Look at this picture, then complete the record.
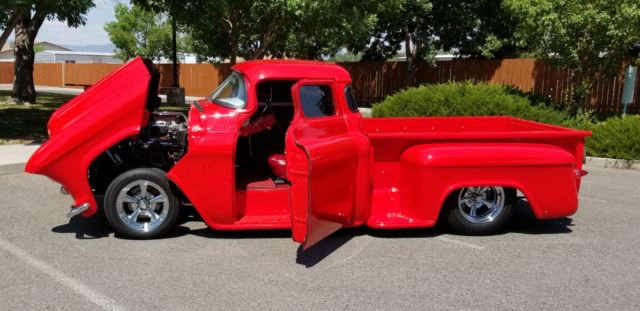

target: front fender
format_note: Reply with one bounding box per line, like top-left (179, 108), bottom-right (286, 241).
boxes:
top-left (25, 58), bottom-right (153, 216)
top-left (398, 143), bottom-right (579, 224)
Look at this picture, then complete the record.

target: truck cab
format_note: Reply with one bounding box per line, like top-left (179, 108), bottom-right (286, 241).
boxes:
top-left (169, 61), bottom-right (370, 248)
top-left (26, 58), bottom-right (591, 250)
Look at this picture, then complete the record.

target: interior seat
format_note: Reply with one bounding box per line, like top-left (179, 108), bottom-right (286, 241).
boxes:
top-left (268, 154), bottom-right (287, 179)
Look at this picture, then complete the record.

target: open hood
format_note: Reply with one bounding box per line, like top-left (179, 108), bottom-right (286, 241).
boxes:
top-left (25, 57), bottom-right (160, 217)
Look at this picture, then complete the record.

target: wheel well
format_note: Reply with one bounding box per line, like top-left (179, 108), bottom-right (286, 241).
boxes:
top-left (87, 136), bottom-right (184, 195)
top-left (88, 150), bottom-right (190, 208)
top-left (437, 186), bottom-right (521, 221)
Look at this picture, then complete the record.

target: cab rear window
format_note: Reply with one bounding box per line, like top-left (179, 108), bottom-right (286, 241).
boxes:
top-left (299, 85), bottom-right (335, 118)
top-left (344, 85), bottom-right (359, 113)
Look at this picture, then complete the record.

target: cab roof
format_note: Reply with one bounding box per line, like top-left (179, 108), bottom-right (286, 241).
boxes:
top-left (232, 60), bottom-right (352, 83)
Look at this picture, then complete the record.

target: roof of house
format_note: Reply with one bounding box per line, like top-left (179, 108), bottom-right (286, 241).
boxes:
top-left (0, 41), bottom-right (71, 53)
top-left (40, 50), bottom-right (115, 57)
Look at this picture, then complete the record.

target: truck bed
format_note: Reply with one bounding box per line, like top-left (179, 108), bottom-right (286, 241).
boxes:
top-left (362, 116), bottom-right (591, 166)
top-left (363, 116), bottom-right (589, 140)
top-left (362, 116), bottom-right (591, 229)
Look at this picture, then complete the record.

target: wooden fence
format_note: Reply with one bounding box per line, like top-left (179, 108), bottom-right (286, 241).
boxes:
top-left (341, 59), bottom-right (640, 116)
top-left (0, 59), bottom-right (638, 116)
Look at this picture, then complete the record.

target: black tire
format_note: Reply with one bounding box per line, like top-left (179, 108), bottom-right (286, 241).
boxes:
top-left (104, 168), bottom-right (179, 239)
top-left (446, 187), bottom-right (516, 235)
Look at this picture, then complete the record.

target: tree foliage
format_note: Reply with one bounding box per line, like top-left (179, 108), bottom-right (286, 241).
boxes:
top-left (281, 0), bottom-right (377, 60)
top-left (105, 4), bottom-right (176, 61)
top-left (0, 0), bottom-right (94, 103)
top-left (350, 0), bottom-right (518, 86)
top-left (504, 0), bottom-right (640, 114)
top-left (134, 0), bottom-right (377, 64)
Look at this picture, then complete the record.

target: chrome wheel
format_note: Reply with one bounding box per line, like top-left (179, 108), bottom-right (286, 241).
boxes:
top-left (115, 180), bottom-right (170, 233)
top-left (457, 186), bottom-right (505, 224)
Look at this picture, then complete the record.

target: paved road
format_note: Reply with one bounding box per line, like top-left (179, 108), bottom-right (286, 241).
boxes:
top-left (0, 164), bottom-right (639, 310)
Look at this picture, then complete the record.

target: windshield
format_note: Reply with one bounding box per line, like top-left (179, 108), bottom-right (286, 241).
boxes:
top-left (208, 72), bottom-right (247, 108)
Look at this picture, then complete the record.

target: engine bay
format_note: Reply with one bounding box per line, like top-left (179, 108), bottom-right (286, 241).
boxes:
top-left (88, 111), bottom-right (188, 194)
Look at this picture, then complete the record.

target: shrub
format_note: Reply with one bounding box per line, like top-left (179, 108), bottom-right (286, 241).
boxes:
top-left (586, 116), bottom-right (640, 161)
top-left (371, 82), bottom-right (572, 125)
top-left (371, 82), bottom-right (640, 161)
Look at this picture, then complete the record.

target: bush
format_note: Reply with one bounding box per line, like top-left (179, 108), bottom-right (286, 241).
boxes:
top-left (586, 116), bottom-right (640, 161)
top-left (372, 82), bottom-right (573, 126)
top-left (371, 82), bottom-right (640, 161)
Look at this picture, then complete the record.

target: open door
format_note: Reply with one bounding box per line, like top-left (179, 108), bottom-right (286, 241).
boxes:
top-left (286, 80), bottom-right (359, 249)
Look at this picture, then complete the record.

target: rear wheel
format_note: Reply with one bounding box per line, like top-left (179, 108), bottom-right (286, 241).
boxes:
top-left (104, 168), bottom-right (179, 239)
top-left (446, 186), bottom-right (516, 235)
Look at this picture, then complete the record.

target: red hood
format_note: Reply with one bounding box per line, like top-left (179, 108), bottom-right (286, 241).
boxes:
top-left (25, 57), bottom-right (157, 216)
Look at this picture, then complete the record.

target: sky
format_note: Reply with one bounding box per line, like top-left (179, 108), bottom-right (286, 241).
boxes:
top-left (9, 0), bottom-right (120, 46)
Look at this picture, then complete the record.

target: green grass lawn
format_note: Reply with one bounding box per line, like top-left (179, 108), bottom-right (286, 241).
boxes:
top-left (0, 90), bottom-right (189, 145)
top-left (0, 91), bottom-right (75, 144)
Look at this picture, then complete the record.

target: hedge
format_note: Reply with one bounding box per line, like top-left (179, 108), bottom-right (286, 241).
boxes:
top-left (585, 116), bottom-right (640, 161)
top-left (371, 82), bottom-right (573, 125)
top-left (371, 82), bottom-right (640, 161)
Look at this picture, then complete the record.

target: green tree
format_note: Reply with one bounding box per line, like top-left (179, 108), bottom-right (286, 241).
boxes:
top-left (134, 0), bottom-right (378, 63)
top-left (279, 1), bottom-right (378, 60)
top-left (505, 0), bottom-right (640, 114)
top-left (188, 0), bottom-right (297, 64)
top-left (351, 0), bottom-right (516, 87)
top-left (135, 0), bottom-right (296, 64)
top-left (0, 0), bottom-right (94, 104)
top-left (105, 4), bottom-right (175, 61)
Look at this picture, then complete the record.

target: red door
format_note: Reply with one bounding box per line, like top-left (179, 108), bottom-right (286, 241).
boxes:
top-left (286, 80), bottom-right (359, 249)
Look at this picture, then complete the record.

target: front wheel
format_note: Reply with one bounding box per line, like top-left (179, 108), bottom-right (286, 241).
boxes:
top-left (104, 168), bottom-right (179, 239)
top-left (446, 186), bottom-right (516, 235)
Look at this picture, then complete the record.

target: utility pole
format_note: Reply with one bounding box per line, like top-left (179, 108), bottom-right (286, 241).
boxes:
top-left (163, 1), bottom-right (185, 106)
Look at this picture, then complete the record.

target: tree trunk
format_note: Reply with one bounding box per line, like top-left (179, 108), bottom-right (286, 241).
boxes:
top-left (229, 41), bottom-right (238, 65)
top-left (227, 15), bottom-right (238, 65)
top-left (404, 26), bottom-right (414, 88)
top-left (568, 72), bottom-right (592, 116)
top-left (250, 20), bottom-right (279, 60)
top-left (11, 11), bottom-right (45, 104)
top-left (0, 13), bottom-right (17, 51)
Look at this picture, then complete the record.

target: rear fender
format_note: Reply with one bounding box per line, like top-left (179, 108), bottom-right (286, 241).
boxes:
top-left (398, 143), bottom-right (579, 224)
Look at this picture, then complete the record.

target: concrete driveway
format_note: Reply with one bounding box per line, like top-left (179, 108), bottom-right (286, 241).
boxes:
top-left (0, 164), bottom-right (638, 310)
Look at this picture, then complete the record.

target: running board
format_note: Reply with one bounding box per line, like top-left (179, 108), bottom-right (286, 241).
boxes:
top-left (67, 203), bottom-right (90, 218)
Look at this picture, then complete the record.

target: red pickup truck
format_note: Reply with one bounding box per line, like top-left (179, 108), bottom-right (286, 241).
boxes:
top-left (26, 58), bottom-right (591, 249)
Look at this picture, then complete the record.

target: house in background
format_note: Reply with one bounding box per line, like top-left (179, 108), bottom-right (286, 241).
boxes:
top-left (0, 41), bottom-right (122, 64)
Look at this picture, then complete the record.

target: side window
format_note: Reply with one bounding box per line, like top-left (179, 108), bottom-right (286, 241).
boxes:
top-left (299, 85), bottom-right (335, 118)
top-left (344, 85), bottom-right (358, 113)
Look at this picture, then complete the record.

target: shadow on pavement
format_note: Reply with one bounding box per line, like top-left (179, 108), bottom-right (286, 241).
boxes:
top-left (502, 199), bottom-right (574, 235)
top-left (296, 231), bottom-right (355, 268)
top-left (51, 211), bottom-right (113, 239)
top-left (50, 199), bottom-right (573, 264)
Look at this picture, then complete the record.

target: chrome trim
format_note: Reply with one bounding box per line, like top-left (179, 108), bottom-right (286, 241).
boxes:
top-left (458, 186), bottom-right (505, 224)
top-left (115, 180), bottom-right (170, 233)
top-left (67, 203), bottom-right (90, 218)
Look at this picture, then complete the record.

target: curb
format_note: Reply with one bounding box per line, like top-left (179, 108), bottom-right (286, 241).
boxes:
top-left (0, 163), bottom-right (26, 176)
top-left (0, 144), bottom-right (40, 176)
top-left (585, 156), bottom-right (639, 170)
